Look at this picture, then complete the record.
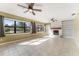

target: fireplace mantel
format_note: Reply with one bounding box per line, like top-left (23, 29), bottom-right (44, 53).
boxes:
top-left (51, 27), bottom-right (61, 29)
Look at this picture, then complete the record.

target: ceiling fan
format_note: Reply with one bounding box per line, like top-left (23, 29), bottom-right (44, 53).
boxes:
top-left (72, 13), bottom-right (76, 16)
top-left (17, 3), bottom-right (42, 15)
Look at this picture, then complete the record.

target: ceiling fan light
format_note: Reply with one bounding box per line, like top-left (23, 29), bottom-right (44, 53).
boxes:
top-left (29, 9), bottom-right (32, 12)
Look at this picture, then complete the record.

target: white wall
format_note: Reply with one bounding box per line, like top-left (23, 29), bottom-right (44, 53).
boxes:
top-left (45, 24), bottom-right (53, 36)
top-left (74, 14), bottom-right (79, 48)
top-left (50, 21), bottom-right (62, 28)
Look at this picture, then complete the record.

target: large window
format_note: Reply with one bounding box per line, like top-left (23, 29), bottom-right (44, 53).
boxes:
top-left (25, 22), bottom-right (32, 33)
top-left (36, 24), bottom-right (44, 32)
top-left (4, 18), bottom-right (14, 34)
top-left (4, 18), bottom-right (43, 34)
top-left (16, 21), bottom-right (24, 33)
top-left (4, 18), bottom-right (32, 34)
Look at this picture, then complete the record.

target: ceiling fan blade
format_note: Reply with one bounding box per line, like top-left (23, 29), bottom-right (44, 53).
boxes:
top-left (34, 3), bottom-right (42, 6)
top-left (25, 3), bottom-right (30, 5)
top-left (33, 9), bottom-right (42, 12)
top-left (17, 4), bottom-right (28, 8)
top-left (32, 11), bottom-right (35, 15)
top-left (24, 10), bottom-right (29, 13)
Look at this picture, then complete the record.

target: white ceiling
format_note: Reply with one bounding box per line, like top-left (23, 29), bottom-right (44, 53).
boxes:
top-left (0, 3), bottom-right (79, 23)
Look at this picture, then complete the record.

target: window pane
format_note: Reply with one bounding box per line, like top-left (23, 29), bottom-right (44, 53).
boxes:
top-left (4, 18), bottom-right (14, 34)
top-left (25, 22), bottom-right (32, 33)
top-left (16, 21), bottom-right (24, 33)
top-left (37, 25), bottom-right (44, 32)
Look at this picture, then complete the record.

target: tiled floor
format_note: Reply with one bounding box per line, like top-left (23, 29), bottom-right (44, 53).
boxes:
top-left (0, 35), bottom-right (79, 56)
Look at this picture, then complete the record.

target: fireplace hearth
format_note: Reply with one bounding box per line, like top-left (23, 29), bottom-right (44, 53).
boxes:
top-left (53, 30), bottom-right (59, 35)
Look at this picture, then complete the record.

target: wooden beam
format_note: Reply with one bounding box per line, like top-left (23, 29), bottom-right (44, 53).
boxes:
top-left (0, 15), bottom-right (5, 37)
top-left (31, 22), bottom-right (36, 34)
top-left (14, 21), bottom-right (16, 33)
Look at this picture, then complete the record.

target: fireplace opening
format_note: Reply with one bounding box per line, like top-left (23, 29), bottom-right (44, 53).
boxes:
top-left (53, 30), bottom-right (59, 35)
